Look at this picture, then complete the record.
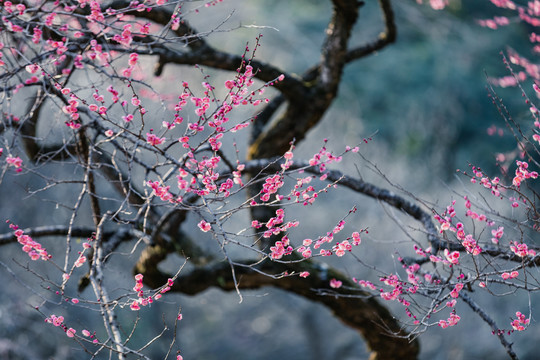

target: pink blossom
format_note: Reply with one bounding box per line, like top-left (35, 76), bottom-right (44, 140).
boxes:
top-left (270, 241), bottom-right (291, 259)
top-left (510, 241), bottom-right (532, 257)
top-left (429, 0), bottom-right (448, 10)
top-left (74, 255), bottom-right (86, 267)
top-left (197, 220), bottom-right (211, 232)
top-left (511, 311), bottom-right (530, 331)
top-left (146, 133), bottom-right (165, 146)
top-left (299, 271), bottom-right (310, 278)
top-left (450, 283), bottom-right (464, 298)
top-left (447, 313), bottom-right (460, 326)
top-left (438, 320), bottom-right (448, 328)
top-left (6, 156), bottom-right (23, 169)
top-left (330, 278), bottom-right (342, 289)
top-left (130, 300), bottom-right (140, 311)
top-left (333, 240), bottom-right (352, 257)
top-left (351, 231), bottom-right (361, 245)
top-left (25, 64), bottom-right (39, 74)
top-left (48, 315), bottom-right (64, 327)
top-left (444, 249), bottom-right (460, 264)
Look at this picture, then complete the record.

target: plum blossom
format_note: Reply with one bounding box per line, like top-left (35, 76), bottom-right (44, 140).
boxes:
top-left (444, 249), bottom-right (460, 265)
top-left (449, 283), bottom-right (464, 298)
top-left (197, 220), bottom-right (211, 232)
top-left (511, 311), bottom-right (530, 331)
top-left (147, 133), bottom-right (165, 146)
top-left (6, 156), bottom-right (23, 172)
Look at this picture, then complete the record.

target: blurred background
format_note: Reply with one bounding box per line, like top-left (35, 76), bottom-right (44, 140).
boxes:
top-left (1, 0), bottom-right (539, 359)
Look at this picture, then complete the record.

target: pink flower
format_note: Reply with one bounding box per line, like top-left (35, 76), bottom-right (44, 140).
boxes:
top-left (66, 328), bottom-right (76, 337)
top-left (74, 255), bottom-right (86, 267)
top-left (270, 241), bottom-right (287, 259)
top-left (49, 315), bottom-right (64, 327)
top-left (428, 0), bottom-right (448, 10)
top-left (299, 271), bottom-right (310, 278)
top-left (450, 283), bottom-right (464, 298)
top-left (25, 64), bottom-right (39, 74)
top-left (197, 220), bottom-right (211, 232)
top-left (447, 313), bottom-right (460, 326)
top-left (330, 278), bottom-right (342, 289)
top-left (444, 249), bottom-right (460, 264)
top-left (301, 248), bottom-right (312, 258)
top-left (130, 300), bottom-right (140, 311)
top-left (6, 156), bottom-right (22, 168)
top-left (351, 231), bottom-right (361, 245)
top-left (439, 320), bottom-right (448, 328)
top-left (511, 311), bottom-right (530, 331)
top-left (146, 133), bottom-right (165, 146)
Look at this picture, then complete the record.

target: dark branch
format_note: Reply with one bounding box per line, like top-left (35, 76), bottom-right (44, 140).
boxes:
top-left (136, 256), bottom-right (419, 360)
top-left (346, 0), bottom-right (397, 62)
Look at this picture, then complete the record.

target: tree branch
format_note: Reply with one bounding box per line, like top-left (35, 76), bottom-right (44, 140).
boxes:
top-left (460, 292), bottom-right (519, 360)
top-left (136, 257), bottom-right (419, 360)
top-left (346, 0), bottom-right (397, 62)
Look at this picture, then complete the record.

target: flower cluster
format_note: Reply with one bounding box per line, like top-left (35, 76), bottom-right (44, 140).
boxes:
top-left (130, 274), bottom-right (175, 311)
top-left (269, 238), bottom-right (293, 260)
top-left (438, 312), bottom-right (461, 328)
top-left (10, 223), bottom-right (50, 261)
top-left (509, 241), bottom-right (536, 257)
top-left (6, 156), bottom-right (23, 172)
top-left (512, 161), bottom-right (538, 188)
top-left (511, 311), bottom-right (530, 331)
